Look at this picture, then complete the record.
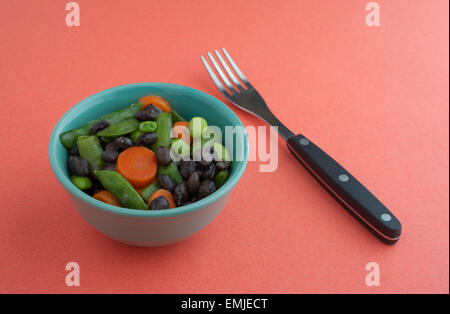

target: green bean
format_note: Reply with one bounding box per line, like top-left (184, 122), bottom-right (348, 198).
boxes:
top-left (213, 170), bottom-right (229, 189)
top-left (157, 162), bottom-right (183, 184)
top-left (60, 103), bottom-right (142, 148)
top-left (139, 121), bottom-right (157, 133)
top-left (96, 118), bottom-right (139, 137)
top-left (94, 170), bottom-right (148, 210)
top-left (77, 135), bottom-right (104, 170)
top-left (141, 181), bottom-right (159, 203)
top-left (151, 113), bottom-right (173, 151)
top-left (169, 109), bottom-right (186, 123)
top-left (70, 175), bottom-right (93, 190)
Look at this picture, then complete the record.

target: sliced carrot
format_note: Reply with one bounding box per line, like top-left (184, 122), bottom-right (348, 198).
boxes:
top-left (171, 121), bottom-right (191, 144)
top-left (93, 190), bottom-right (121, 206)
top-left (116, 146), bottom-right (157, 188)
top-left (138, 95), bottom-right (171, 113)
top-left (147, 189), bottom-right (176, 208)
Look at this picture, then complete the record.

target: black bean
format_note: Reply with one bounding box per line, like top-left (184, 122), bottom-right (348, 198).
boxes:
top-left (157, 174), bottom-right (175, 192)
top-left (68, 144), bottom-right (79, 156)
top-left (116, 137), bottom-right (133, 151)
top-left (105, 141), bottom-right (120, 152)
top-left (102, 163), bottom-right (116, 170)
top-left (197, 158), bottom-right (212, 167)
top-left (144, 103), bottom-right (162, 113)
top-left (135, 105), bottom-right (161, 121)
top-left (195, 145), bottom-right (215, 166)
top-left (136, 132), bottom-right (157, 147)
top-left (67, 155), bottom-right (90, 176)
top-left (216, 160), bottom-right (230, 170)
top-left (194, 150), bottom-right (213, 166)
top-left (200, 163), bottom-right (216, 180)
top-left (179, 160), bottom-right (196, 180)
top-left (186, 172), bottom-right (200, 194)
top-left (90, 119), bottom-right (110, 134)
top-left (144, 104), bottom-right (162, 117)
top-left (189, 195), bottom-right (198, 202)
top-left (101, 150), bottom-right (119, 163)
top-left (173, 182), bottom-right (189, 206)
top-left (149, 196), bottom-right (170, 210)
top-left (156, 146), bottom-right (172, 166)
top-left (197, 180), bottom-right (216, 199)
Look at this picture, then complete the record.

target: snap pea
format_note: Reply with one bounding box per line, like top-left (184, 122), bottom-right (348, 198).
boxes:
top-left (60, 103), bottom-right (142, 148)
top-left (141, 181), bottom-right (159, 203)
top-left (94, 170), bottom-right (148, 210)
top-left (77, 135), bottom-right (104, 170)
top-left (130, 130), bottom-right (144, 143)
top-left (139, 121), bottom-right (157, 133)
top-left (157, 162), bottom-right (183, 184)
top-left (169, 109), bottom-right (186, 123)
top-left (214, 169), bottom-right (229, 189)
top-left (96, 118), bottom-right (139, 137)
top-left (70, 175), bottom-right (93, 190)
top-left (151, 112), bottom-right (173, 151)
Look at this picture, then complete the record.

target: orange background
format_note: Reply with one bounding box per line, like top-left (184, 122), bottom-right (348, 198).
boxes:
top-left (0, 0), bottom-right (448, 293)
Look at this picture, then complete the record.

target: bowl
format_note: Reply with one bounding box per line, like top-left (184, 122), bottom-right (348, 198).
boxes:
top-left (48, 83), bottom-right (249, 246)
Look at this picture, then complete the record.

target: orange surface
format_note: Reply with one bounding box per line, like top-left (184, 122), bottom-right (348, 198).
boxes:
top-left (0, 0), bottom-right (448, 293)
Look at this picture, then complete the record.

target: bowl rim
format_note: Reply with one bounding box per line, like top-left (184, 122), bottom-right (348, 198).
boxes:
top-left (48, 82), bottom-right (249, 218)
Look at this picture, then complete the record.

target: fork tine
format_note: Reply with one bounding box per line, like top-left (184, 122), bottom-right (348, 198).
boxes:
top-left (207, 52), bottom-right (236, 93)
top-left (222, 48), bottom-right (249, 84)
top-left (201, 55), bottom-right (228, 95)
top-left (214, 49), bottom-right (243, 90)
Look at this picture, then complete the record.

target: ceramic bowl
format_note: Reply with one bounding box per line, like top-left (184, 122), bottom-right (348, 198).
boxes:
top-left (48, 83), bottom-right (248, 246)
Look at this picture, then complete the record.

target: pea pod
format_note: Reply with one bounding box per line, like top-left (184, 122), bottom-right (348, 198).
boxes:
top-left (151, 112), bottom-right (173, 151)
top-left (141, 181), bottom-right (159, 203)
top-left (157, 162), bottom-right (183, 184)
top-left (94, 170), bottom-right (148, 210)
top-left (60, 103), bottom-right (142, 148)
top-left (169, 109), bottom-right (186, 123)
top-left (214, 169), bottom-right (229, 189)
top-left (97, 118), bottom-right (139, 137)
top-left (77, 135), bottom-right (104, 170)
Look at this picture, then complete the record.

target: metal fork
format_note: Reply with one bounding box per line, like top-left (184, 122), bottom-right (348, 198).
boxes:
top-left (201, 48), bottom-right (402, 245)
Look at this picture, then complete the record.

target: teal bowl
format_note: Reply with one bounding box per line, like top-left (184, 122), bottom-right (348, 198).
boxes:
top-left (48, 83), bottom-right (249, 246)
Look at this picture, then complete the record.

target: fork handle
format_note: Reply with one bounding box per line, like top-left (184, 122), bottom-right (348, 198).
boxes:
top-left (287, 134), bottom-right (402, 245)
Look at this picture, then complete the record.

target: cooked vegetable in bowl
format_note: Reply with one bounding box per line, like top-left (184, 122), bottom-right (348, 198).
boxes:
top-left (60, 95), bottom-right (231, 211)
top-left (49, 83), bottom-right (248, 246)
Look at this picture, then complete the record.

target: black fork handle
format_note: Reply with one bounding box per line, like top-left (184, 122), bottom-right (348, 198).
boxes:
top-left (287, 134), bottom-right (402, 245)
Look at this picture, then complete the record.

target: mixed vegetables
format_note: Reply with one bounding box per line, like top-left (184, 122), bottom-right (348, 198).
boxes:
top-left (60, 95), bottom-right (231, 210)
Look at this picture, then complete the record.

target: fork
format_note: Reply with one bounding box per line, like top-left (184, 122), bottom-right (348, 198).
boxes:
top-left (201, 48), bottom-right (402, 245)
